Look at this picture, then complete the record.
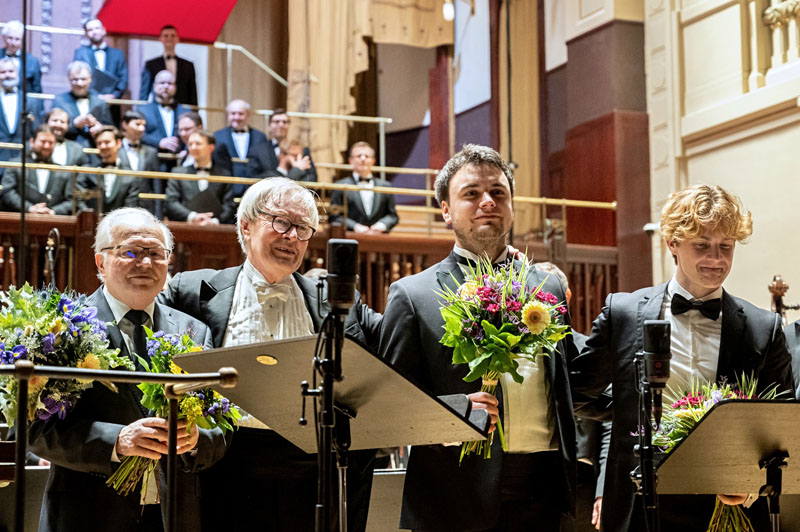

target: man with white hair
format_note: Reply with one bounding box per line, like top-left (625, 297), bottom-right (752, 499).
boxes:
top-left (0, 19), bottom-right (41, 93)
top-left (29, 207), bottom-right (227, 532)
top-left (160, 177), bottom-right (381, 531)
top-left (0, 57), bottom-right (43, 170)
top-left (51, 60), bottom-right (113, 147)
top-left (213, 98), bottom-right (274, 197)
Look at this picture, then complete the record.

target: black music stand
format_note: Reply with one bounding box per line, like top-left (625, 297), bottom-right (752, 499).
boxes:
top-left (657, 400), bottom-right (800, 532)
top-left (174, 335), bottom-right (490, 452)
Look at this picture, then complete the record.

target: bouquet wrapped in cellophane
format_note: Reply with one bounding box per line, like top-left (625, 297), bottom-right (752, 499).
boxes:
top-left (0, 283), bottom-right (133, 426)
top-left (437, 256), bottom-right (570, 461)
top-left (106, 328), bottom-right (241, 497)
top-left (652, 374), bottom-right (784, 532)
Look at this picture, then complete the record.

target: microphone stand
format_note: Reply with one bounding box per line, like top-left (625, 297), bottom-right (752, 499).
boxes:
top-left (44, 228), bottom-right (60, 286)
top-left (18, 3), bottom-right (29, 287)
top-left (633, 351), bottom-right (660, 532)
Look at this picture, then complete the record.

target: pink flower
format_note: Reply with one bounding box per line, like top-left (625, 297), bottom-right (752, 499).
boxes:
top-left (486, 303), bottom-right (500, 313)
top-left (556, 305), bottom-right (567, 315)
top-left (506, 300), bottom-right (522, 312)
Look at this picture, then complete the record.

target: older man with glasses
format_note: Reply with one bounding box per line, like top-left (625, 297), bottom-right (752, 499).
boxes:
top-left (28, 207), bottom-right (227, 532)
top-left (159, 176), bottom-right (381, 531)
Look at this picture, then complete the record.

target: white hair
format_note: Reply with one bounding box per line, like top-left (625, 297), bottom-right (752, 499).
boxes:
top-left (66, 60), bottom-right (91, 77)
top-left (94, 207), bottom-right (174, 253)
top-left (236, 177), bottom-right (318, 254)
top-left (0, 57), bottom-right (16, 70)
top-left (2, 20), bottom-right (23, 37)
top-left (226, 99), bottom-right (251, 112)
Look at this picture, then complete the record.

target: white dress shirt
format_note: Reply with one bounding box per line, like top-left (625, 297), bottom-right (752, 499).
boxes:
top-left (75, 97), bottom-right (90, 117)
top-left (122, 139), bottom-right (140, 171)
top-left (158, 105), bottom-right (174, 137)
top-left (231, 130), bottom-right (249, 160)
top-left (102, 163), bottom-right (117, 199)
top-left (51, 142), bottom-right (67, 166)
top-left (355, 173), bottom-right (375, 216)
top-left (93, 44), bottom-right (107, 71)
top-left (1, 89), bottom-right (18, 133)
top-left (662, 277), bottom-right (723, 394)
top-left (452, 245), bottom-right (556, 453)
top-left (35, 168), bottom-right (49, 194)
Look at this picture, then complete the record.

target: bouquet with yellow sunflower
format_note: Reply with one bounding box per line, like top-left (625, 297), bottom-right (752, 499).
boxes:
top-left (0, 283), bottom-right (133, 427)
top-left (106, 328), bottom-right (240, 497)
top-left (438, 257), bottom-right (570, 460)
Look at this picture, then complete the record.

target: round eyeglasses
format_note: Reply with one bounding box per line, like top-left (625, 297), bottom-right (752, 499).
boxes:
top-left (258, 210), bottom-right (317, 241)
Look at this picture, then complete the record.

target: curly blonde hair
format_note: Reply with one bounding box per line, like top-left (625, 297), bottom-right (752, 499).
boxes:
top-left (660, 184), bottom-right (752, 244)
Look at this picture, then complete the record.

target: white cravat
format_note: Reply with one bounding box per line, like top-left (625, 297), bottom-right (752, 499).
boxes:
top-left (662, 277), bottom-right (723, 394)
top-left (75, 97), bottom-right (90, 117)
top-left (158, 105), bottom-right (174, 137)
top-left (52, 142), bottom-right (67, 165)
top-left (1, 90), bottom-right (18, 133)
top-left (355, 173), bottom-right (374, 216)
top-left (231, 130), bottom-right (249, 160)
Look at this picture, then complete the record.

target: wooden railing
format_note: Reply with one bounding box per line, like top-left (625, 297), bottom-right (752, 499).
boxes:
top-left (0, 213), bottom-right (616, 333)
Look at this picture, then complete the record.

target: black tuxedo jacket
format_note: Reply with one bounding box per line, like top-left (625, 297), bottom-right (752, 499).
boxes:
top-left (570, 283), bottom-right (794, 532)
top-left (329, 175), bottom-right (399, 231)
top-left (73, 45), bottom-right (129, 98)
top-left (28, 288), bottom-right (224, 532)
top-left (140, 55), bottom-right (197, 106)
top-left (0, 49), bottom-right (42, 93)
top-left (784, 319), bottom-right (800, 399)
top-left (137, 101), bottom-right (190, 152)
top-left (0, 156), bottom-right (75, 214)
top-left (212, 126), bottom-right (273, 178)
top-left (77, 156), bottom-right (142, 213)
top-left (165, 165), bottom-right (235, 224)
top-left (50, 90), bottom-right (113, 147)
top-left (378, 252), bottom-right (577, 531)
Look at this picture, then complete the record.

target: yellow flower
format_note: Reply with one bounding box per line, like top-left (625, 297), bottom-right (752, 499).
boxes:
top-left (187, 345), bottom-right (203, 352)
top-left (458, 281), bottom-right (479, 301)
top-left (180, 395), bottom-right (204, 424)
top-left (79, 353), bottom-right (101, 370)
top-left (521, 300), bottom-right (551, 335)
top-left (169, 361), bottom-right (185, 375)
top-left (29, 376), bottom-right (48, 392)
top-left (48, 319), bottom-right (66, 335)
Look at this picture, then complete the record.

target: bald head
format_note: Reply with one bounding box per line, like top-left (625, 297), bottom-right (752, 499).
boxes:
top-left (227, 99), bottom-right (251, 131)
top-left (153, 70), bottom-right (176, 104)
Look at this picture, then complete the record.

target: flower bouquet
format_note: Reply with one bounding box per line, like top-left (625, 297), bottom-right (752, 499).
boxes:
top-left (437, 256), bottom-right (570, 461)
top-left (0, 284), bottom-right (133, 427)
top-left (652, 374), bottom-right (784, 532)
top-left (106, 328), bottom-right (241, 497)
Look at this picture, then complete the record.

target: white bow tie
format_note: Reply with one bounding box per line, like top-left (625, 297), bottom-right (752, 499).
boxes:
top-left (254, 280), bottom-right (292, 303)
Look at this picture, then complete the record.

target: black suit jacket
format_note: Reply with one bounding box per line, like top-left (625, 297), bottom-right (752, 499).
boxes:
top-left (165, 165), bottom-right (236, 224)
top-left (50, 90), bottom-right (113, 147)
top-left (570, 283), bottom-right (794, 532)
top-left (329, 175), bottom-right (399, 231)
top-left (0, 49), bottom-right (42, 93)
top-left (140, 56), bottom-right (197, 106)
top-left (0, 156), bottom-right (75, 214)
top-left (378, 252), bottom-right (578, 531)
top-left (28, 288), bottom-right (225, 532)
top-left (73, 45), bottom-right (129, 98)
top-left (784, 319), bottom-right (800, 400)
top-left (76, 156), bottom-right (143, 213)
top-left (55, 139), bottom-right (89, 167)
top-left (0, 90), bottom-right (44, 165)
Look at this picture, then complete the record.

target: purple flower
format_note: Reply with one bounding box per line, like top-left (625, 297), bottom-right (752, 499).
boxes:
top-left (39, 396), bottom-right (71, 421)
top-left (153, 331), bottom-right (165, 339)
top-left (11, 345), bottom-right (28, 360)
top-left (57, 297), bottom-right (75, 316)
top-left (42, 333), bottom-right (55, 354)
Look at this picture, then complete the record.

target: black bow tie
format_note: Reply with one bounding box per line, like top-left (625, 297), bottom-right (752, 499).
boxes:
top-left (6, 53), bottom-right (19, 58)
top-left (128, 142), bottom-right (140, 149)
top-left (670, 293), bottom-right (721, 320)
top-left (195, 166), bottom-right (212, 172)
top-left (232, 129), bottom-right (247, 134)
top-left (164, 54), bottom-right (175, 60)
top-left (358, 177), bottom-right (372, 184)
top-left (102, 162), bottom-right (116, 169)
top-left (161, 103), bottom-right (176, 110)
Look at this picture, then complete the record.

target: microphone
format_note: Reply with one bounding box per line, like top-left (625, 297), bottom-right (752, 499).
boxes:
top-left (642, 320), bottom-right (671, 427)
top-left (326, 239), bottom-right (358, 314)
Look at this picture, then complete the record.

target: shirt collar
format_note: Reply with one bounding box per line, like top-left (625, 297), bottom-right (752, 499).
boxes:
top-left (92, 43), bottom-right (108, 51)
top-left (667, 276), bottom-right (723, 302)
top-left (453, 244), bottom-right (509, 265)
top-left (102, 285), bottom-right (155, 324)
top-left (242, 259), bottom-right (296, 289)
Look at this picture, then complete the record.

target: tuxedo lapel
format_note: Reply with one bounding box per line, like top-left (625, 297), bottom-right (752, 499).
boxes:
top-left (295, 272), bottom-right (327, 332)
top-left (716, 290), bottom-right (747, 382)
top-left (636, 284), bottom-right (667, 352)
top-left (199, 266), bottom-right (241, 347)
top-left (435, 253), bottom-right (464, 295)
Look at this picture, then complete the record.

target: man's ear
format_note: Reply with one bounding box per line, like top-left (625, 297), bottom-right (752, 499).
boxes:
top-left (95, 253), bottom-right (105, 275)
top-left (666, 239), bottom-right (679, 264)
top-left (441, 200), bottom-right (452, 225)
top-left (240, 219), bottom-right (251, 240)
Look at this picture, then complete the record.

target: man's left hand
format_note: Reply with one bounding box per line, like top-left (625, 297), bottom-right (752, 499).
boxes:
top-left (176, 420), bottom-right (199, 454)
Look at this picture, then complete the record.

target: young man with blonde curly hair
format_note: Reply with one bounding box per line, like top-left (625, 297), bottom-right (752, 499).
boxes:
top-left (570, 184), bottom-right (793, 532)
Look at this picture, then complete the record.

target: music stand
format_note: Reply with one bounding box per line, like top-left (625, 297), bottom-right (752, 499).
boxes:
top-left (657, 400), bottom-right (800, 531)
top-left (174, 335), bottom-right (490, 452)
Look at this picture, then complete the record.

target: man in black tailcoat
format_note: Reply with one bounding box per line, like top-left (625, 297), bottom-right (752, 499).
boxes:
top-left (379, 144), bottom-right (577, 532)
top-left (570, 184), bottom-right (794, 532)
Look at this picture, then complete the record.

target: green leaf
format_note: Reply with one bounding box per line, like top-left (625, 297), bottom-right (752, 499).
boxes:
top-left (481, 320), bottom-right (499, 338)
top-left (463, 357), bottom-right (490, 382)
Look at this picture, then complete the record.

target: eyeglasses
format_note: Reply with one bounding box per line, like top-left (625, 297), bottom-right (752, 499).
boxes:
top-left (258, 210), bottom-right (316, 241)
top-left (101, 245), bottom-right (171, 263)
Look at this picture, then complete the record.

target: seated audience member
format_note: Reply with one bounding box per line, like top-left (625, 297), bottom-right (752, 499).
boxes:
top-left (213, 98), bottom-right (273, 196)
top-left (329, 141), bottom-right (398, 233)
top-left (1, 20), bottom-right (42, 93)
top-left (165, 130), bottom-right (235, 225)
top-left (51, 61), bottom-right (113, 147)
top-left (0, 58), bottom-right (43, 170)
top-left (120, 110), bottom-right (158, 173)
top-left (264, 108), bottom-right (317, 180)
top-left (73, 18), bottom-right (128, 123)
top-left (28, 207), bottom-right (225, 532)
top-left (1, 124), bottom-right (75, 214)
top-left (46, 108), bottom-right (88, 167)
top-left (265, 138), bottom-right (316, 182)
top-left (77, 126), bottom-right (142, 213)
top-left (140, 25), bottom-right (197, 105)
top-left (785, 318), bottom-right (800, 399)
top-left (159, 177), bottom-right (380, 531)
top-left (177, 110), bottom-right (202, 166)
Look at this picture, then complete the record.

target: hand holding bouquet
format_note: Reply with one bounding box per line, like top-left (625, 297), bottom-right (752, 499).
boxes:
top-left (437, 256), bottom-right (570, 461)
